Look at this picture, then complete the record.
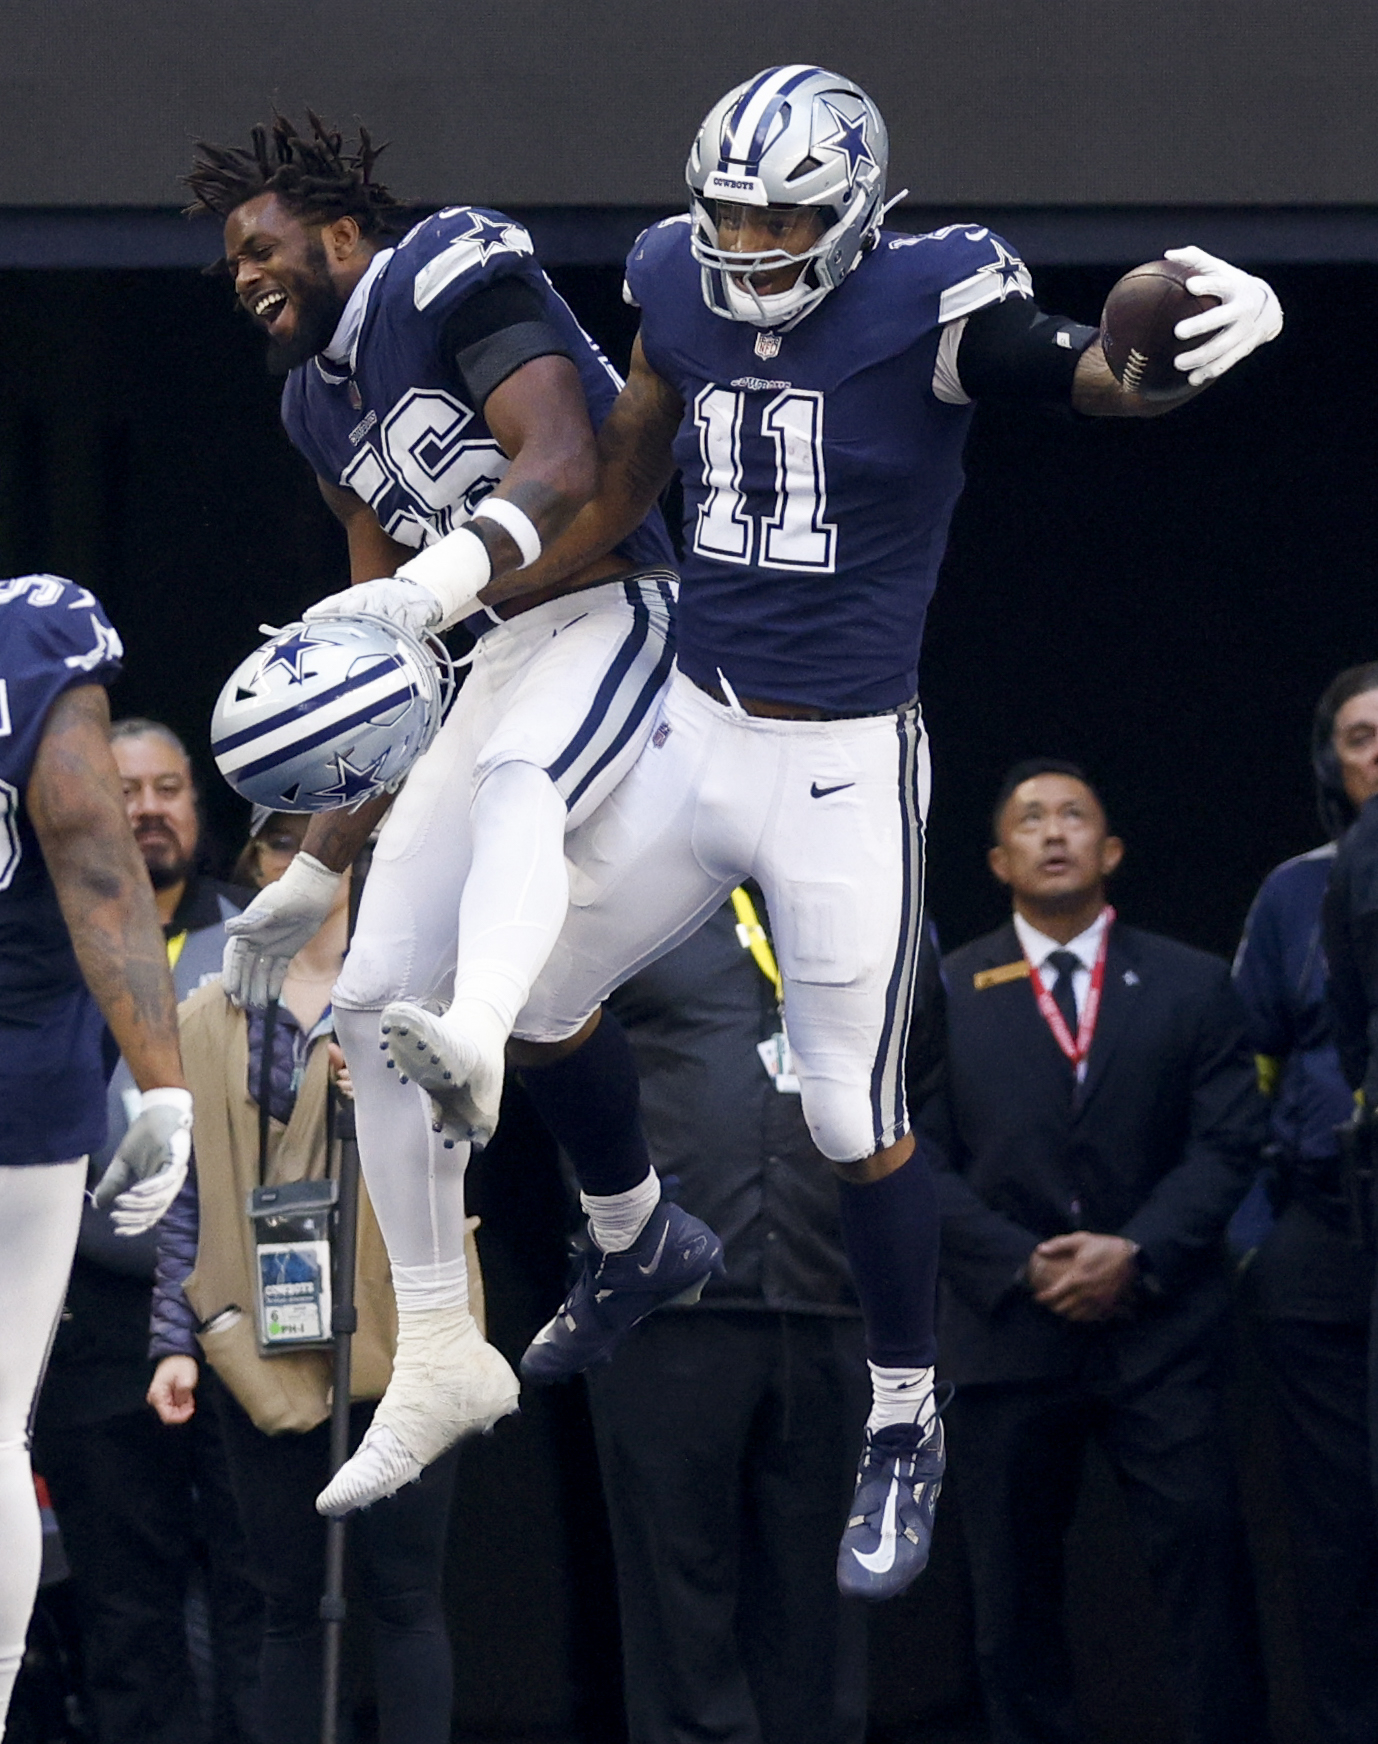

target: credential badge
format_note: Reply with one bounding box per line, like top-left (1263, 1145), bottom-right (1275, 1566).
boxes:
top-left (754, 331), bottom-right (782, 361)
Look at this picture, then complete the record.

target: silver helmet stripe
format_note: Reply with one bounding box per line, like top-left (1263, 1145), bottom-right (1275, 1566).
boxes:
top-left (719, 64), bottom-right (818, 173)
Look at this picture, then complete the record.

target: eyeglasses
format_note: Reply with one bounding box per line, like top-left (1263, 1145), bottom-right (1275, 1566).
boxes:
top-left (256, 833), bottom-right (302, 858)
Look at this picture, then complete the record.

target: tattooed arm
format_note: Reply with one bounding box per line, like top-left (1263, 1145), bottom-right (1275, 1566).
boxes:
top-left (26, 683), bottom-right (186, 1092)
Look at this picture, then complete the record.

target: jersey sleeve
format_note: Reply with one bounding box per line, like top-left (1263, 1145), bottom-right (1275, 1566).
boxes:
top-left (394, 206), bottom-right (547, 327)
top-left (0, 576), bottom-right (123, 793)
top-left (931, 227), bottom-right (1034, 323)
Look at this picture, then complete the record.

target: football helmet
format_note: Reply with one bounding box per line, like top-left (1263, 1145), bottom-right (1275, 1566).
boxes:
top-left (211, 614), bottom-right (455, 812)
top-left (686, 65), bottom-right (889, 328)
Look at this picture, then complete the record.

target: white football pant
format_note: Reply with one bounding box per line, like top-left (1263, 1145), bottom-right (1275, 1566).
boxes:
top-left (0, 1158), bottom-right (86, 1728)
top-left (517, 667), bottom-right (930, 1164)
top-left (331, 573), bottom-right (676, 1304)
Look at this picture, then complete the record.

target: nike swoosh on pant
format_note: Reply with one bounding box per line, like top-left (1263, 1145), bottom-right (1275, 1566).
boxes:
top-left (852, 1474), bottom-right (900, 1574)
top-left (637, 1220), bottom-right (671, 1275)
top-left (810, 781), bottom-right (855, 798)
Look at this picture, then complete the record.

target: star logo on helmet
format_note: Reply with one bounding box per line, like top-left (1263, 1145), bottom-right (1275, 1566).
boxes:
top-left (308, 748), bottom-right (391, 807)
top-left (260, 629), bottom-right (326, 685)
top-left (816, 100), bottom-right (877, 186)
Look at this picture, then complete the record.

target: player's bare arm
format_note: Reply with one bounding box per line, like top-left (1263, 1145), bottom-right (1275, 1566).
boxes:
top-left (319, 476), bottom-right (412, 582)
top-left (467, 352), bottom-right (598, 573)
top-left (487, 336), bottom-right (683, 604)
top-left (26, 683), bottom-right (185, 1093)
top-left (1069, 338), bottom-right (1198, 418)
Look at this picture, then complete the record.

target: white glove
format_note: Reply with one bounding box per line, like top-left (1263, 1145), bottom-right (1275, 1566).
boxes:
top-left (91, 1088), bottom-right (193, 1235)
top-left (222, 852), bottom-right (342, 1008)
top-left (1166, 246), bottom-right (1283, 386)
top-left (303, 574), bottom-right (445, 638)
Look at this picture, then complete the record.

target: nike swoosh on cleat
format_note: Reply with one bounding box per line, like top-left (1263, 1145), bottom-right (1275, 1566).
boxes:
top-left (810, 781), bottom-right (855, 799)
top-left (637, 1221), bottom-right (671, 1275)
top-left (852, 1474), bottom-right (900, 1574)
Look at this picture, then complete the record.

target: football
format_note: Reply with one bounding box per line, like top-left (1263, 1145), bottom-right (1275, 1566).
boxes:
top-left (1099, 259), bottom-right (1220, 397)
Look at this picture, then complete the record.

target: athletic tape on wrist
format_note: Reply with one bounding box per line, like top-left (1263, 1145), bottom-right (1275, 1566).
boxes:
top-left (395, 525), bottom-right (493, 625)
top-left (470, 497), bottom-right (542, 569)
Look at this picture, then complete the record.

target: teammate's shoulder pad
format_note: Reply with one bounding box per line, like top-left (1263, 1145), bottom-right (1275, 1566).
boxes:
top-left (0, 574), bottom-right (124, 673)
top-left (391, 206), bottom-right (538, 315)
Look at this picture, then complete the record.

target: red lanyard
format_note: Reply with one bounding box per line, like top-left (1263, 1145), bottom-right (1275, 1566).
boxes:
top-left (1024, 907), bottom-right (1115, 1075)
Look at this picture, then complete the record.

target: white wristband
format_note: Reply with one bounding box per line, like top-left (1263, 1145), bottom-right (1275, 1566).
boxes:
top-left (395, 525), bottom-right (493, 629)
top-left (471, 497), bottom-right (542, 569)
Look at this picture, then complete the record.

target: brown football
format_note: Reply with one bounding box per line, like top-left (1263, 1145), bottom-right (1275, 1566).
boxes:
top-left (1099, 259), bottom-right (1220, 397)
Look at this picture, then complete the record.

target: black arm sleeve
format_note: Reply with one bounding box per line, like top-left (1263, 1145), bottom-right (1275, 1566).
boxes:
top-left (440, 276), bottom-right (573, 409)
top-left (954, 298), bottom-right (1098, 406)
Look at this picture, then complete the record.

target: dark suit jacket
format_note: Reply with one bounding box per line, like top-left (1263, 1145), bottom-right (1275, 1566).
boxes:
top-left (917, 918), bottom-right (1265, 1387)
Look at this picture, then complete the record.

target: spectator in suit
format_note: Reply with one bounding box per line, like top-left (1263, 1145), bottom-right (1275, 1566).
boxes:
top-left (33, 719), bottom-right (261, 1744)
top-left (1233, 663), bottom-right (1378, 1744)
top-left (918, 759), bottom-right (1266, 1744)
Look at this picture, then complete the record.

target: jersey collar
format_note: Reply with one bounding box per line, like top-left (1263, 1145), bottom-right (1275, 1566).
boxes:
top-left (322, 246), bottom-right (395, 371)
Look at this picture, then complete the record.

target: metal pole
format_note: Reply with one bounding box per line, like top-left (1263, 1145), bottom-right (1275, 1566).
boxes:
top-left (320, 1086), bottom-right (360, 1744)
top-left (320, 844), bottom-right (371, 1744)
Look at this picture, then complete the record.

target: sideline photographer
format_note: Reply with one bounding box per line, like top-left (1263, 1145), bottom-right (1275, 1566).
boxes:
top-left (147, 809), bottom-right (476, 1744)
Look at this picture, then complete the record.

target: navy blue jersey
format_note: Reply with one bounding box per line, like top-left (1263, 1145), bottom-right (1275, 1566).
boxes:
top-left (1233, 845), bottom-right (1354, 1161)
top-left (625, 217), bottom-right (1033, 712)
top-left (0, 575), bottom-right (124, 1165)
top-left (283, 206), bottom-right (672, 572)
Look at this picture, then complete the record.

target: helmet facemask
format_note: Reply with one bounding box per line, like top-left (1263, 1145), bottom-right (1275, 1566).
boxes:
top-left (686, 66), bottom-right (889, 329)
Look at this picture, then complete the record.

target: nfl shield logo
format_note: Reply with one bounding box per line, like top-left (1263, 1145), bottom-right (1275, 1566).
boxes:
top-left (754, 331), bottom-right (782, 360)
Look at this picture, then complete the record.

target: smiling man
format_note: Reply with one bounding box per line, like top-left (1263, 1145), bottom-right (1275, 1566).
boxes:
top-left (918, 760), bottom-right (1267, 1744)
top-left (183, 115), bottom-right (688, 1514)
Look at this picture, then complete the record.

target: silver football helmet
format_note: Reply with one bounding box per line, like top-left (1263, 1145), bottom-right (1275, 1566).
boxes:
top-left (211, 614), bottom-right (455, 812)
top-left (686, 65), bottom-right (889, 328)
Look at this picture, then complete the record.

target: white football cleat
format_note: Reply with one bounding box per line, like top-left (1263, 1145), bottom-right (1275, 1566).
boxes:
top-left (316, 1306), bottom-right (519, 1517)
top-left (381, 999), bottom-right (507, 1148)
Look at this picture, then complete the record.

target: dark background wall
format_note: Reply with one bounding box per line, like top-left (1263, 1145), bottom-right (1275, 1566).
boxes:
top-left (2, 257), bottom-right (1372, 960)
top-left (2, 0), bottom-right (1376, 207)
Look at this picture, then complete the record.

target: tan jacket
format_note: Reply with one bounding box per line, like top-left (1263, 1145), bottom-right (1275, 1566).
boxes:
top-left (177, 984), bottom-right (481, 1434)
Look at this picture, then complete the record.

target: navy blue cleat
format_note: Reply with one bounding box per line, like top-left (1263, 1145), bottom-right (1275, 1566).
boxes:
top-left (836, 1414), bottom-right (946, 1601)
top-left (520, 1199), bottom-right (724, 1383)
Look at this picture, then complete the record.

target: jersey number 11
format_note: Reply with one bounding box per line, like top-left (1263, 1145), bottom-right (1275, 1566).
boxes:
top-left (692, 387), bottom-right (837, 573)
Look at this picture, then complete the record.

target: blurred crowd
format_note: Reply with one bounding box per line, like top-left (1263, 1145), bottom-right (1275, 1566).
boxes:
top-left (10, 663), bottom-right (1378, 1744)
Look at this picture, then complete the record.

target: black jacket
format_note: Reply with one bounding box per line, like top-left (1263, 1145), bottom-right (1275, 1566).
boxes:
top-left (608, 901), bottom-right (860, 1314)
top-left (918, 918), bottom-right (1265, 1386)
top-left (1323, 793), bottom-right (1378, 1101)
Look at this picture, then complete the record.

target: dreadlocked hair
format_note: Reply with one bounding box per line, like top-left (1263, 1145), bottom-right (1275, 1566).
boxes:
top-left (183, 111), bottom-right (416, 237)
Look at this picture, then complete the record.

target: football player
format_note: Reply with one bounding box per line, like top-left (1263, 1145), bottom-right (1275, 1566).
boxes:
top-left (359, 67), bottom-right (1282, 1596)
top-left (183, 117), bottom-right (707, 1515)
top-left (0, 575), bottom-right (193, 1726)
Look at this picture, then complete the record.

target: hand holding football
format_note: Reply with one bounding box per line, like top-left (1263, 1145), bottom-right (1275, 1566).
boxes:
top-left (1099, 259), bottom-right (1220, 397)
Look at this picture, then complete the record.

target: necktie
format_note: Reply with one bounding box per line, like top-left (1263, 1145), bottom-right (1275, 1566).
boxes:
top-left (1046, 949), bottom-right (1081, 1037)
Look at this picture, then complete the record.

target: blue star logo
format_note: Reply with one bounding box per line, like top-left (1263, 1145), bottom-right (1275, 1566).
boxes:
top-left (260, 629), bottom-right (326, 686)
top-left (816, 100), bottom-right (877, 187)
top-left (455, 210), bottom-right (528, 267)
top-left (307, 748), bottom-right (391, 807)
top-left (986, 237), bottom-right (1029, 299)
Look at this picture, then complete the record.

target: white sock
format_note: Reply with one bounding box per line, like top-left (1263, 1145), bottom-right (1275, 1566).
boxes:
top-left (390, 1253), bottom-right (470, 1315)
top-left (867, 1363), bottom-right (937, 1434)
top-left (581, 1169), bottom-right (661, 1254)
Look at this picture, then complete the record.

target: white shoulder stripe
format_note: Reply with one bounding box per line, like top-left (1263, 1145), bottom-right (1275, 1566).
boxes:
top-left (938, 263), bottom-right (1033, 325)
top-left (413, 225), bottom-right (534, 312)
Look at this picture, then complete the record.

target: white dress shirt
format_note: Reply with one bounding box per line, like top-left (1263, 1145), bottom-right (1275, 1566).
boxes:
top-left (1012, 907), bottom-right (1111, 1029)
